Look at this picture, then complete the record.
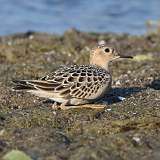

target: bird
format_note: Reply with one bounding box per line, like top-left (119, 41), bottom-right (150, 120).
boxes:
top-left (12, 44), bottom-right (133, 110)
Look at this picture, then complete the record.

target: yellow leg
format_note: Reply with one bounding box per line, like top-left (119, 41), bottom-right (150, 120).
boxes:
top-left (59, 105), bottom-right (105, 110)
top-left (51, 101), bottom-right (105, 110)
top-left (82, 105), bottom-right (105, 109)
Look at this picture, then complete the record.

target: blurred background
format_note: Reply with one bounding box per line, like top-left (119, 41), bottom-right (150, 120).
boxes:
top-left (0, 0), bottom-right (160, 36)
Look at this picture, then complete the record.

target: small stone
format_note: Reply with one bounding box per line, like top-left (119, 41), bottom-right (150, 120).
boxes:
top-left (29, 35), bottom-right (34, 39)
top-left (106, 108), bottom-right (112, 111)
top-left (132, 136), bottom-right (141, 143)
top-left (115, 80), bottom-right (121, 86)
top-left (118, 96), bottom-right (126, 101)
top-left (98, 40), bottom-right (106, 46)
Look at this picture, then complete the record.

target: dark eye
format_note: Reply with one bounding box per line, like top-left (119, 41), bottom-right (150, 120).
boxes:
top-left (104, 48), bottom-right (110, 53)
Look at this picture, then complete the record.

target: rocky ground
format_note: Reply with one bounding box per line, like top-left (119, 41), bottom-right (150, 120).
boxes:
top-left (0, 29), bottom-right (160, 160)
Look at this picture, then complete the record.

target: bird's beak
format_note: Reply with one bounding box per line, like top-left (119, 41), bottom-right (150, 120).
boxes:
top-left (111, 54), bottom-right (133, 61)
top-left (119, 55), bottom-right (133, 59)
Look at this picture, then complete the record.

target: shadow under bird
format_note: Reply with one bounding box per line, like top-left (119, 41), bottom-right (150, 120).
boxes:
top-left (12, 44), bottom-right (133, 109)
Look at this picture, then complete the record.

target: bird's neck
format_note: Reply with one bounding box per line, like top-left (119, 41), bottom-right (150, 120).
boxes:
top-left (91, 63), bottom-right (110, 72)
top-left (90, 56), bottom-right (110, 72)
top-left (91, 62), bottom-right (110, 72)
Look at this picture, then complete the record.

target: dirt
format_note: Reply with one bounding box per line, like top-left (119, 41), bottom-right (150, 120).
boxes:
top-left (0, 29), bottom-right (160, 160)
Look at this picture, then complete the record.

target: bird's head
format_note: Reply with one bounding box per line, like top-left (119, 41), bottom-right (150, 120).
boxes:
top-left (90, 44), bottom-right (133, 70)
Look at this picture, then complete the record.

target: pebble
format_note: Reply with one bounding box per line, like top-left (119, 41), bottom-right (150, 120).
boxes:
top-left (118, 96), bottom-right (126, 101)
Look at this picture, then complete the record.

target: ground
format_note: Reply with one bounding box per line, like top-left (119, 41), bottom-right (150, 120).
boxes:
top-left (0, 29), bottom-right (160, 160)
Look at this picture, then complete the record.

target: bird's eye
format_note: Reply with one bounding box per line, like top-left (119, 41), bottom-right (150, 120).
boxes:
top-left (104, 48), bottom-right (110, 53)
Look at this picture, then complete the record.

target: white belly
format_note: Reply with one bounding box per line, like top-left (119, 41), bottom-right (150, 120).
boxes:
top-left (28, 90), bottom-right (66, 103)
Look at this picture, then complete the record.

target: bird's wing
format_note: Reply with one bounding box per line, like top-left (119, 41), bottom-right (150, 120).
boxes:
top-left (13, 65), bottom-right (111, 99)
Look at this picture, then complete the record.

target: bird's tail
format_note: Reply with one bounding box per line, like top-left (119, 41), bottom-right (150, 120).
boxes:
top-left (12, 79), bottom-right (64, 99)
top-left (12, 79), bottom-right (60, 91)
top-left (12, 80), bottom-right (36, 90)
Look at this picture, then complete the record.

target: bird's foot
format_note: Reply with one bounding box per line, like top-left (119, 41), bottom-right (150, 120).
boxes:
top-left (51, 101), bottom-right (68, 110)
top-left (51, 102), bottom-right (59, 110)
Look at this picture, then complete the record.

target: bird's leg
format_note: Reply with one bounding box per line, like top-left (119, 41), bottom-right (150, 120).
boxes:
top-left (59, 104), bottom-right (105, 110)
top-left (52, 100), bottom-right (105, 110)
top-left (82, 105), bottom-right (105, 109)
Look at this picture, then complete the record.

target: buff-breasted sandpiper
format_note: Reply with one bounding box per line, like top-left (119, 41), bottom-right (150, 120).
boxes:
top-left (12, 44), bottom-right (133, 110)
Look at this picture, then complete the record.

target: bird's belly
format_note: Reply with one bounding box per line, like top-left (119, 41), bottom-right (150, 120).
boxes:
top-left (28, 90), bottom-right (66, 103)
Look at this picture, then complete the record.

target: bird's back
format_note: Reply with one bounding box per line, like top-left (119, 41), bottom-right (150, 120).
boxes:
top-left (41, 65), bottom-right (111, 100)
top-left (13, 65), bottom-right (112, 104)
